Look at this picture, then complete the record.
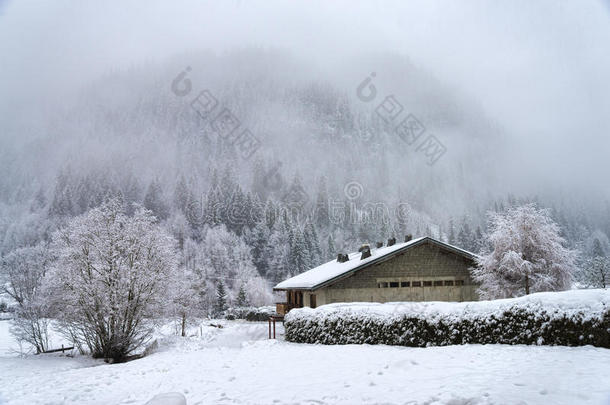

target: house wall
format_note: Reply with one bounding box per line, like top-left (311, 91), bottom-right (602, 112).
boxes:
top-left (310, 241), bottom-right (478, 306)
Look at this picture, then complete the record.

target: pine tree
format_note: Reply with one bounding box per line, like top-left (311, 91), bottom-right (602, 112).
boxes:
top-left (210, 166), bottom-right (235, 227)
top-left (283, 172), bottom-right (308, 218)
top-left (184, 191), bottom-right (203, 238)
top-left (247, 192), bottom-right (264, 229)
top-left (236, 285), bottom-right (249, 307)
top-left (247, 219), bottom-right (271, 277)
top-left (473, 226), bottom-right (484, 253)
top-left (457, 220), bottom-right (472, 250)
top-left (122, 175), bottom-right (142, 215)
top-left (173, 175), bottom-right (189, 214)
top-left (267, 221), bottom-right (292, 281)
top-left (226, 185), bottom-right (247, 235)
top-left (290, 227), bottom-right (310, 273)
top-left (203, 188), bottom-right (222, 226)
top-left (251, 158), bottom-right (267, 200)
top-left (264, 200), bottom-right (277, 230)
top-left (315, 176), bottom-right (330, 228)
top-left (48, 171), bottom-right (75, 218)
top-left (326, 234), bottom-right (336, 261)
top-left (143, 179), bottom-right (169, 221)
top-left (74, 176), bottom-right (92, 214)
top-left (395, 202), bottom-right (409, 237)
top-left (214, 280), bottom-right (227, 316)
top-left (448, 219), bottom-right (456, 245)
top-left (30, 186), bottom-right (47, 212)
top-left (304, 221), bottom-right (322, 266)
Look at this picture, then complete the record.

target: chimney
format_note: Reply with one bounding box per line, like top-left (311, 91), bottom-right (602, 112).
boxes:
top-left (387, 237), bottom-right (396, 246)
top-left (375, 241), bottom-right (383, 248)
top-left (337, 253), bottom-right (349, 263)
top-left (405, 234), bottom-right (413, 242)
top-left (360, 244), bottom-right (371, 260)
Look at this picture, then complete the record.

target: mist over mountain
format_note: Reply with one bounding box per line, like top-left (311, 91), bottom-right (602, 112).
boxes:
top-left (1, 0), bottom-right (609, 281)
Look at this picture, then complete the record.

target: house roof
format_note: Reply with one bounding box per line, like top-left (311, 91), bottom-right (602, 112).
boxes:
top-left (273, 236), bottom-right (478, 291)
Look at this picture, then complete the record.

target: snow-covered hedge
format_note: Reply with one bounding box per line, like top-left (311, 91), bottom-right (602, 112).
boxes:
top-left (225, 306), bottom-right (276, 321)
top-left (285, 289), bottom-right (610, 348)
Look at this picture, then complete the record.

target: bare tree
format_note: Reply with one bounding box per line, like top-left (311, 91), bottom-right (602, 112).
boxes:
top-left (1, 244), bottom-right (51, 353)
top-left (472, 204), bottom-right (577, 299)
top-left (46, 199), bottom-right (179, 362)
top-left (170, 267), bottom-right (202, 337)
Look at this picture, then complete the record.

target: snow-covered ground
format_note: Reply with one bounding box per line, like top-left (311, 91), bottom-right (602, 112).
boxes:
top-left (0, 319), bottom-right (609, 405)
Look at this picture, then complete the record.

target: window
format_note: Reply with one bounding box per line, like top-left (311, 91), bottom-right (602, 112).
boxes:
top-left (400, 281), bottom-right (410, 287)
top-left (389, 282), bottom-right (399, 288)
top-left (423, 281), bottom-right (432, 287)
top-left (433, 280), bottom-right (443, 286)
top-left (310, 294), bottom-right (317, 309)
top-left (412, 281), bottom-right (421, 287)
top-left (455, 280), bottom-right (464, 286)
top-left (377, 282), bottom-right (388, 288)
top-left (444, 280), bottom-right (454, 286)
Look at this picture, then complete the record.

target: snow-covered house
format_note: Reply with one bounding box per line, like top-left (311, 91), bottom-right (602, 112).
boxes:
top-left (273, 236), bottom-right (479, 314)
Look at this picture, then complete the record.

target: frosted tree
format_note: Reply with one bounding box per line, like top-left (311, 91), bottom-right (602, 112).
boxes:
top-left (1, 244), bottom-right (51, 353)
top-left (171, 267), bottom-right (203, 337)
top-left (48, 171), bottom-right (75, 218)
top-left (325, 235), bottom-right (336, 261)
top-left (214, 280), bottom-right (227, 316)
top-left (245, 219), bottom-right (271, 277)
top-left (46, 199), bottom-right (179, 361)
top-left (579, 238), bottom-right (610, 288)
top-left (143, 178), bottom-right (169, 221)
top-left (199, 225), bottom-right (258, 283)
top-left (290, 227), bottom-right (310, 274)
top-left (314, 175), bottom-right (330, 228)
top-left (447, 219), bottom-right (456, 245)
top-left (236, 285), bottom-right (249, 307)
top-left (473, 226), bottom-right (484, 253)
top-left (267, 221), bottom-right (292, 282)
top-left (195, 225), bottom-right (271, 306)
top-left (457, 220), bottom-right (473, 251)
top-left (304, 221), bottom-right (322, 267)
top-left (165, 211), bottom-right (190, 250)
top-left (173, 175), bottom-right (190, 214)
top-left (472, 204), bottom-right (577, 299)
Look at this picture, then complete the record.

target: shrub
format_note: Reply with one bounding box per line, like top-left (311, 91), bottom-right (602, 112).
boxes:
top-left (225, 306), bottom-right (276, 321)
top-left (285, 289), bottom-right (610, 348)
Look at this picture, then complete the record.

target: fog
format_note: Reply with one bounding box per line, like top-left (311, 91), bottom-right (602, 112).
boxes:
top-left (0, 0), bottom-right (609, 253)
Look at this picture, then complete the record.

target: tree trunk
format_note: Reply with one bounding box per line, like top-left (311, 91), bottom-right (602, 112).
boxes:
top-left (181, 313), bottom-right (186, 337)
top-left (525, 273), bottom-right (530, 295)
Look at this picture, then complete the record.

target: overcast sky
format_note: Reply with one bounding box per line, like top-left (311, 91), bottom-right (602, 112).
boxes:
top-left (1, 0), bottom-right (609, 196)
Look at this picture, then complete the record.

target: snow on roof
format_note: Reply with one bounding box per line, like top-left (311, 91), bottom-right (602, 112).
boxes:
top-left (274, 237), bottom-right (436, 290)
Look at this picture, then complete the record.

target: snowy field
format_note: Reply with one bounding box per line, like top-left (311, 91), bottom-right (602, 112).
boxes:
top-left (1, 320), bottom-right (610, 405)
